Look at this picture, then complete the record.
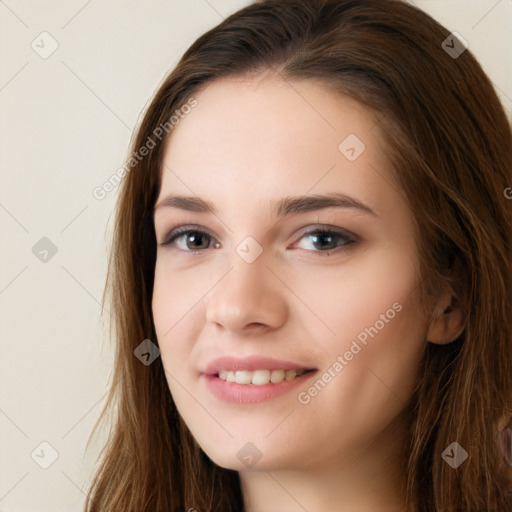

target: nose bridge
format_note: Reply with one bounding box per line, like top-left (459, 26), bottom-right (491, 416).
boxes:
top-left (205, 247), bottom-right (287, 332)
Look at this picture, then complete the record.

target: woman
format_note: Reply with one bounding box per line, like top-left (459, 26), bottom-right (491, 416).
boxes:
top-left (84, 0), bottom-right (512, 510)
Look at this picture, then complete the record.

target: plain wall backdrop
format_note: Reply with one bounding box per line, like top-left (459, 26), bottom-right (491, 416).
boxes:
top-left (0, 1), bottom-right (510, 510)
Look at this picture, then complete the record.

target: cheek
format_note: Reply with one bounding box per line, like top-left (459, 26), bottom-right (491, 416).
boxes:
top-left (323, 281), bottom-right (426, 426)
top-left (311, 246), bottom-right (426, 394)
top-left (151, 265), bottom-right (201, 374)
top-left (152, 261), bottom-right (205, 333)
top-left (295, 245), bottom-right (421, 345)
top-left (294, 287), bottom-right (425, 463)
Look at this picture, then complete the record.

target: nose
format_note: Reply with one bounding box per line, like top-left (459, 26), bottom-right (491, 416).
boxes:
top-left (205, 251), bottom-right (289, 335)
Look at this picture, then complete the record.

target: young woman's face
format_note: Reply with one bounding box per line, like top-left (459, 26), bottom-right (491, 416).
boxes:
top-left (152, 75), bottom-right (429, 472)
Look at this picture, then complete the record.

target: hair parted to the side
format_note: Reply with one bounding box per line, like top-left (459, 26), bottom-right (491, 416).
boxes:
top-left (83, 0), bottom-right (512, 510)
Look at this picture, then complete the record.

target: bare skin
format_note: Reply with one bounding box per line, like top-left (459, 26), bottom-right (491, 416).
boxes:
top-left (152, 74), bottom-right (464, 512)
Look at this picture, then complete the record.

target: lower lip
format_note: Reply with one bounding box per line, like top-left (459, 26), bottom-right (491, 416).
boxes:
top-left (202, 372), bottom-right (317, 404)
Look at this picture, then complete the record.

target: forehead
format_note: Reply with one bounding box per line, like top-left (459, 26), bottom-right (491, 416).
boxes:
top-left (158, 76), bottom-right (399, 219)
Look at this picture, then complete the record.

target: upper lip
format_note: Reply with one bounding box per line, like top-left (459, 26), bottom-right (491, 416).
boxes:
top-left (202, 356), bottom-right (317, 376)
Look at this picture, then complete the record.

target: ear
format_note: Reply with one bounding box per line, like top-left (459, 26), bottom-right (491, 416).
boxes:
top-left (426, 284), bottom-right (465, 345)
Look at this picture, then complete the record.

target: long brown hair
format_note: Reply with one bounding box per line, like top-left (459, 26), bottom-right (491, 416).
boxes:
top-left (83, 0), bottom-right (512, 510)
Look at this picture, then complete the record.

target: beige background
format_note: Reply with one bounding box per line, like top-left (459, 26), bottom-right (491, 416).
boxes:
top-left (0, 1), bottom-right (510, 510)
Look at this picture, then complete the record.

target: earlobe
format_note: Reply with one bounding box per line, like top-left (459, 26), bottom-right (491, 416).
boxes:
top-left (426, 288), bottom-right (465, 345)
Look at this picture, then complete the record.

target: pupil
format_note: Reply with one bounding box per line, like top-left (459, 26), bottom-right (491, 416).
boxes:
top-left (188, 232), bottom-right (207, 249)
top-left (314, 234), bottom-right (333, 249)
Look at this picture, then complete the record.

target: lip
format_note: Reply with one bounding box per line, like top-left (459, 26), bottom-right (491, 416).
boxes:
top-left (202, 371), bottom-right (317, 404)
top-left (200, 355), bottom-right (318, 404)
top-left (202, 355), bottom-right (316, 376)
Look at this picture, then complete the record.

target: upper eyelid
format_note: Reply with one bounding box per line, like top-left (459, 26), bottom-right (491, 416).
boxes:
top-left (166, 224), bottom-right (217, 239)
top-left (160, 224), bottom-right (357, 246)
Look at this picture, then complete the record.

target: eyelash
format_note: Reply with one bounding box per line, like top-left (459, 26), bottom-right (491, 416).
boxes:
top-left (160, 225), bottom-right (357, 255)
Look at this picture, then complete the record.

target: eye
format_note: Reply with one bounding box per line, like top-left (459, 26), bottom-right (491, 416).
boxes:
top-left (160, 224), bottom-right (357, 255)
top-left (293, 227), bottom-right (356, 254)
top-left (161, 225), bottom-right (218, 252)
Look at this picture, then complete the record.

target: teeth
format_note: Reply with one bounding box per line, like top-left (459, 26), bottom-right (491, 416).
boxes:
top-left (236, 370), bottom-right (253, 385)
top-left (250, 369), bottom-right (270, 385)
top-left (217, 369), bottom-right (307, 385)
top-left (285, 369), bottom-right (296, 381)
top-left (271, 369), bottom-right (285, 383)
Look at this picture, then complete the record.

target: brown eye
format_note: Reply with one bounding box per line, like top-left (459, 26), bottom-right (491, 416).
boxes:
top-left (162, 226), bottom-right (219, 252)
top-left (295, 228), bottom-right (356, 254)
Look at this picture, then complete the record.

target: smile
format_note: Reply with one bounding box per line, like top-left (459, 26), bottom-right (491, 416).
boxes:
top-left (202, 370), bottom-right (317, 404)
top-left (218, 369), bottom-right (308, 385)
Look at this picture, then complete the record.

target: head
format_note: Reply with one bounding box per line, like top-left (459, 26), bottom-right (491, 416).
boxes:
top-left (84, 1), bottom-right (512, 511)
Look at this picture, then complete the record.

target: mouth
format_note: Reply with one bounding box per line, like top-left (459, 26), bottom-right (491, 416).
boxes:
top-left (216, 368), bottom-right (316, 385)
top-left (202, 368), bottom-right (318, 404)
top-left (200, 355), bottom-right (318, 403)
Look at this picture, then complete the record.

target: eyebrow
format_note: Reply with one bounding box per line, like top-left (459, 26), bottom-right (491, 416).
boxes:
top-left (154, 192), bottom-right (379, 219)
